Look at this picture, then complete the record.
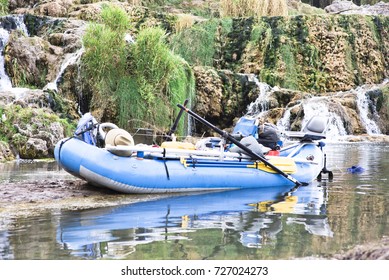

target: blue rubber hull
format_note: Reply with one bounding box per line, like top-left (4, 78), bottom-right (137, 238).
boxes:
top-left (54, 138), bottom-right (324, 193)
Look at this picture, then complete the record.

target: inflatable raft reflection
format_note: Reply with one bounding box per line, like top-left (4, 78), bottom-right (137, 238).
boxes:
top-left (57, 183), bottom-right (333, 258)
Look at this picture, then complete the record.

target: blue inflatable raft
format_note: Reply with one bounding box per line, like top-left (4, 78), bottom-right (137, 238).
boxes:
top-left (54, 113), bottom-right (329, 194)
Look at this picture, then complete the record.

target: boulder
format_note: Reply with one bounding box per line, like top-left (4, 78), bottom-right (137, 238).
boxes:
top-left (23, 137), bottom-right (49, 159)
top-left (325, 0), bottom-right (389, 16)
top-left (324, 0), bottom-right (359, 14)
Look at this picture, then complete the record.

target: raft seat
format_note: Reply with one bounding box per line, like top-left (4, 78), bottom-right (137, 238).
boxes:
top-left (285, 116), bottom-right (328, 141)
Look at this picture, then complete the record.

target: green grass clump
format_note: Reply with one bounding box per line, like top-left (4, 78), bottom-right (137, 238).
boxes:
top-left (82, 4), bottom-right (194, 135)
top-left (0, 0), bottom-right (8, 16)
top-left (125, 26), bottom-right (194, 133)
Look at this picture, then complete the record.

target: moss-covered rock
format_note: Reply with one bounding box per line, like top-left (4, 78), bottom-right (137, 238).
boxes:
top-left (0, 90), bottom-right (76, 159)
top-left (5, 30), bottom-right (63, 88)
top-left (0, 141), bottom-right (14, 162)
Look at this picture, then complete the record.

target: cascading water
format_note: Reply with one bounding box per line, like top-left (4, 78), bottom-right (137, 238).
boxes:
top-left (44, 47), bottom-right (85, 92)
top-left (245, 77), bottom-right (386, 140)
top-left (301, 97), bottom-right (347, 140)
top-left (0, 28), bottom-right (12, 91)
top-left (245, 75), bottom-right (272, 117)
top-left (275, 98), bottom-right (347, 141)
top-left (0, 15), bottom-right (29, 91)
top-left (355, 85), bottom-right (382, 135)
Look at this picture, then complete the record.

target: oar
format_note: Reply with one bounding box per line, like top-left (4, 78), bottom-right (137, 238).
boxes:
top-left (165, 99), bottom-right (189, 140)
top-left (177, 103), bottom-right (304, 187)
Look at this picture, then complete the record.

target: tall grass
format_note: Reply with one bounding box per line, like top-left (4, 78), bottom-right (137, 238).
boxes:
top-left (219, 0), bottom-right (288, 17)
top-left (0, 0), bottom-right (8, 16)
top-left (82, 4), bottom-right (194, 135)
top-left (126, 27), bottom-right (194, 132)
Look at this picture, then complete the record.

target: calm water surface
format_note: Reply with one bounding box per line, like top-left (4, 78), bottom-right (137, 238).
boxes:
top-left (0, 143), bottom-right (388, 260)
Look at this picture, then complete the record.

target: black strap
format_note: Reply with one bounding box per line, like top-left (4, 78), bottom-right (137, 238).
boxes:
top-left (58, 136), bottom-right (75, 163)
top-left (162, 148), bottom-right (170, 180)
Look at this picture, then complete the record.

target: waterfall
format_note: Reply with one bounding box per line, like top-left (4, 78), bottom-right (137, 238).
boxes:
top-left (44, 47), bottom-right (85, 92)
top-left (355, 85), bottom-right (381, 135)
top-left (245, 75), bottom-right (272, 117)
top-left (245, 77), bottom-right (387, 140)
top-left (0, 15), bottom-right (29, 92)
top-left (301, 97), bottom-right (347, 140)
top-left (277, 107), bottom-right (292, 131)
top-left (0, 27), bottom-right (12, 90)
top-left (276, 98), bottom-right (347, 141)
top-left (245, 77), bottom-right (347, 139)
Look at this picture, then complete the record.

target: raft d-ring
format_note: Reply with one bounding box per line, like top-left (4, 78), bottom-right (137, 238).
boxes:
top-left (306, 155), bottom-right (315, 161)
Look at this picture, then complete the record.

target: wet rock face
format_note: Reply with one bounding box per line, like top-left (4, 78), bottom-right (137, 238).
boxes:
top-left (5, 31), bottom-right (63, 88)
top-left (0, 2), bottom-right (387, 150)
top-left (2, 14), bottom-right (86, 103)
top-left (7, 106), bottom-right (66, 159)
top-left (236, 15), bottom-right (389, 93)
top-left (193, 68), bottom-right (388, 135)
top-left (0, 142), bottom-right (14, 162)
top-left (192, 67), bottom-right (259, 134)
top-left (10, 0), bottom-right (76, 17)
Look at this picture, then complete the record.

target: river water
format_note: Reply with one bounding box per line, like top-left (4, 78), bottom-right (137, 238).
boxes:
top-left (0, 142), bottom-right (388, 260)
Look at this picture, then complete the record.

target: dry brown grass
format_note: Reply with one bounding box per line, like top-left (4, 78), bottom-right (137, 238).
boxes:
top-left (175, 13), bottom-right (196, 32)
top-left (219, 0), bottom-right (288, 17)
top-left (268, 0), bottom-right (288, 16)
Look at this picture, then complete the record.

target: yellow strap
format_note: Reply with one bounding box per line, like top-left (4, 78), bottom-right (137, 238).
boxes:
top-left (247, 156), bottom-right (297, 174)
top-left (180, 157), bottom-right (188, 168)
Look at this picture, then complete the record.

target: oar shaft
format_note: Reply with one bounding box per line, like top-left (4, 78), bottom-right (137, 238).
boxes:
top-left (178, 104), bottom-right (262, 160)
top-left (177, 103), bottom-right (302, 186)
top-left (167, 99), bottom-right (189, 138)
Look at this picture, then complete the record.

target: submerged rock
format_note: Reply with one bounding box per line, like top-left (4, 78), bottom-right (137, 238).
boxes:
top-left (335, 237), bottom-right (389, 260)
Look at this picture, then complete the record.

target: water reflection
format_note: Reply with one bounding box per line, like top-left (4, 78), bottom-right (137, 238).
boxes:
top-left (54, 182), bottom-right (333, 259)
top-left (1, 143), bottom-right (388, 260)
top-left (0, 160), bottom-right (72, 183)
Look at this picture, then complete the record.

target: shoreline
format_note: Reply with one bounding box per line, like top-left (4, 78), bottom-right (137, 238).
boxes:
top-left (0, 178), bottom-right (177, 219)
